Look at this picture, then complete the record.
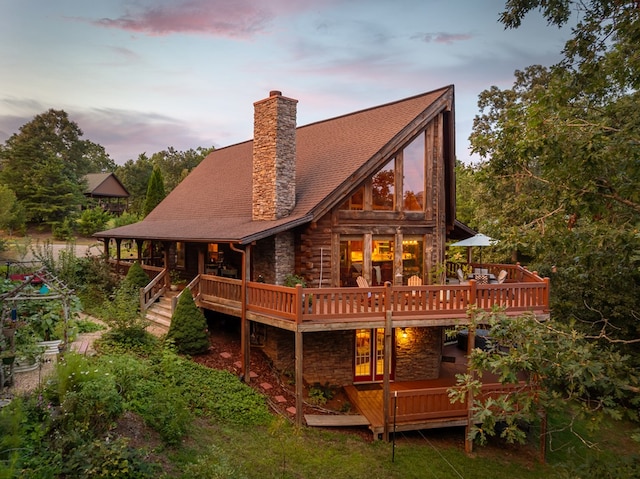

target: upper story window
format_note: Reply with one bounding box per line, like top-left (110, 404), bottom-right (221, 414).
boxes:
top-left (340, 131), bottom-right (427, 212)
top-left (372, 159), bottom-right (394, 211)
top-left (403, 134), bottom-right (425, 211)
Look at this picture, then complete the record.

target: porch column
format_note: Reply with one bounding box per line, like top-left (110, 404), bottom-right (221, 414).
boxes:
top-left (135, 239), bottom-right (144, 262)
top-left (295, 328), bottom-right (303, 427)
top-left (382, 309), bottom-right (393, 441)
top-left (465, 323), bottom-right (476, 454)
top-left (114, 239), bottom-right (122, 274)
top-left (231, 242), bottom-right (250, 384)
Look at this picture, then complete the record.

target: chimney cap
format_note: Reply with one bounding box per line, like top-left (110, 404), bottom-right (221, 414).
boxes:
top-left (269, 90), bottom-right (282, 97)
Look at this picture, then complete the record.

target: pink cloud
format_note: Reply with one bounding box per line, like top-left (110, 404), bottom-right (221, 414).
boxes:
top-left (92, 0), bottom-right (272, 38)
top-left (87, 0), bottom-right (343, 37)
top-left (412, 32), bottom-right (473, 45)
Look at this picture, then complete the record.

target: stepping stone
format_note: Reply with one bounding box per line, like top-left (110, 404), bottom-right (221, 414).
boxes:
top-left (275, 395), bottom-right (287, 403)
top-left (220, 352), bottom-right (232, 359)
top-left (234, 361), bottom-right (242, 368)
top-left (249, 371), bottom-right (258, 378)
top-left (286, 407), bottom-right (296, 415)
top-left (260, 382), bottom-right (272, 390)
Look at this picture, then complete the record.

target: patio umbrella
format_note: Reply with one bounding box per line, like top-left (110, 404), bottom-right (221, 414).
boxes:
top-left (449, 233), bottom-right (498, 264)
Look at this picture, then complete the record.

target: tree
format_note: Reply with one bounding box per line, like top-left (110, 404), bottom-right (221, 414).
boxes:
top-left (167, 291), bottom-right (209, 355)
top-left (149, 146), bottom-right (212, 192)
top-left (115, 154), bottom-right (154, 215)
top-left (468, 2), bottom-right (640, 345)
top-left (0, 109), bottom-right (109, 225)
top-left (0, 184), bottom-right (25, 235)
top-left (142, 166), bottom-right (166, 217)
top-left (452, 308), bottom-right (640, 447)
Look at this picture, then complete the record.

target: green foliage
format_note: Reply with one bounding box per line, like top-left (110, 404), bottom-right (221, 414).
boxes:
top-left (99, 282), bottom-right (148, 341)
top-left (52, 216), bottom-right (76, 241)
top-left (451, 308), bottom-right (640, 447)
top-left (467, 1), bottom-right (640, 399)
top-left (179, 445), bottom-right (246, 479)
top-left (60, 436), bottom-right (159, 479)
top-left (167, 291), bottom-right (210, 355)
top-left (123, 261), bottom-right (150, 290)
top-left (142, 166), bottom-right (166, 216)
top-left (283, 273), bottom-right (306, 287)
top-left (74, 257), bottom-right (118, 314)
top-left (149, 146), bottom-right (212, 192)
top-left (0, 183), bottom-right (25, 235)
top-left (111, 210), bottom-right (141, 228)
top-left (308, 382), bottom-right (335, 406)
top-left (77, 206), bottom-right (113, 236)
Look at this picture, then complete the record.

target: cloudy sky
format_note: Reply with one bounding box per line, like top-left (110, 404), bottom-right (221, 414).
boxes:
top-left (0, 0), bottom-right (572, 165)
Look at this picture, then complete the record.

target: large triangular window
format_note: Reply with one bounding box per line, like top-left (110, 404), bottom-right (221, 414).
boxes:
top-left (340, 132), bottom-right (426, 212)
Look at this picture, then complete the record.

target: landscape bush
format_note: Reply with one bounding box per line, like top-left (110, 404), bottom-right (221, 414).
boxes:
top-left (123, 261), bottom-right (150, 291)
top-left (76, 206), bottom-right (112, 237)
top-left (167, 291), bottom-right (210, 355)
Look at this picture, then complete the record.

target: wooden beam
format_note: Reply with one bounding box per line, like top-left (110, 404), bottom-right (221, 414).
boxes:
top-left (295, 328), bottom-right (304, 427)
top-left (382, 309), bottom-right (392, 441)
top-left (465, 323), bottom-right (476, 454)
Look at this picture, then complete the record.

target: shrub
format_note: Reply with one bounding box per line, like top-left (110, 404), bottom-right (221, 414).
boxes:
top-left (123, 262), bottom-right (150, 291)
top-left (61, 436), bottom-right (159, 479)
top-left (167, 291), bottom-right (209, 355)
top-left (76, 206), bottom-right (112, 237)
top-left (52, 216), bottom-right (75, 241)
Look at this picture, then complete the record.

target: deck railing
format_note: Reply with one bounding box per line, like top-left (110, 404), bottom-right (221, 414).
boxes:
top-left (388, 381), bottom-right (528, 424)
top-left (195, 267), bottom-right (549, 325)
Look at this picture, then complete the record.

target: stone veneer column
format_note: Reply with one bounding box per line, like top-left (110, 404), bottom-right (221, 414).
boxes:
top-left (274, 231), bottom-right (295, 285)
top-left (252, 90), bottom-right (297, 220)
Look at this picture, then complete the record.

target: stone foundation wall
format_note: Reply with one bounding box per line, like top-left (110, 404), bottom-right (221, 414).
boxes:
top-left (394, 326), bottom-right (443, 381)
top-left (261, 326), bottom-right (354, 386)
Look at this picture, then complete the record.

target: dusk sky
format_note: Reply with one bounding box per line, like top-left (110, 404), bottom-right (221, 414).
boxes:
top-left (0, 1), bottom-right (572, 165)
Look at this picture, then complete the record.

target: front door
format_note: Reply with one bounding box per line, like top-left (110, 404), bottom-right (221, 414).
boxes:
top-left (354, 329), bottom-right (394, 382)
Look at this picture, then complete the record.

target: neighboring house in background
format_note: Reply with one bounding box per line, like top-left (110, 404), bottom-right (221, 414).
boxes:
top-left (83, 172), bottom-right (130, 215)
top-left (95, 87), bottom-right (549, 435)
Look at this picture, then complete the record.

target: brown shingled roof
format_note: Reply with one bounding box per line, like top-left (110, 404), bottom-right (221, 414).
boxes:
top-left (95, 86), bottom-right (455, 243)
top-left (84, 172), bottom-right (130, 198)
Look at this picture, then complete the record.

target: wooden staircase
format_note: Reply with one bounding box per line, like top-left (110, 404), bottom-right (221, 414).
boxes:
top-left (145, 294), bottom-right (174, 332)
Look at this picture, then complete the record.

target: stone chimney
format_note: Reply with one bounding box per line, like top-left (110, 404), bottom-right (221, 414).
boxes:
top-left (252, 90), bottom-right (297, 220)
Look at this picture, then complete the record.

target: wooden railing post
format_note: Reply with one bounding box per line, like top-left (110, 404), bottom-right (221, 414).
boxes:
top-left (384, 281), bottom-right (392, 312)
top-left (469, 279), bottom-right (477, 305)
top-left (543, 277), bottom-right (550, 311)
top-left (295, 284), bottom-right (303, 324)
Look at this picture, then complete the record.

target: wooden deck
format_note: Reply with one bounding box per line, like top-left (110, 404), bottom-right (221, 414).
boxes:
top-left (189, 262), bottom-right (550, 332)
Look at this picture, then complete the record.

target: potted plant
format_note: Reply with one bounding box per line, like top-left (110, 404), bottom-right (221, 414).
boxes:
top-left (1, 350), bottom-right (16, 365)
top-left (169, 270), bottom-right (187, 291)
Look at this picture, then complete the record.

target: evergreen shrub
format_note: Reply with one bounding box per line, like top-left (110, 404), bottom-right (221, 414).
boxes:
top-left (167, 291), bottom-right (209, 355)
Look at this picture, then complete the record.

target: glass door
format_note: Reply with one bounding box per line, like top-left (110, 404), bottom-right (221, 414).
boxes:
top-left (354, 329), bottom-right (394, 382)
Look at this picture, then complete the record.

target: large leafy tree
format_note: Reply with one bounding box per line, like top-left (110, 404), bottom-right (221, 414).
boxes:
top-left (116, 153), bottom-right (154, 215)
top-left (0, 109), bottom-right (115, 225)
top-left (150, 146), bottom-right (212, 192)
top-left (469, 2), bottom-right (640, 345)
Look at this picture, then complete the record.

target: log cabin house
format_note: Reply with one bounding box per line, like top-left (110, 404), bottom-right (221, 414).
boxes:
top-left (95, 87), bottom-right (549, 442)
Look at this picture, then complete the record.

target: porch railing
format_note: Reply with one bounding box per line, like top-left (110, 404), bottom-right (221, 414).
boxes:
top-left (193, 267), bottom-right (548, 325)
top-left (388, 381), bottom-right (529, 424)
top-left (140, 266), bottom-right (167, 312)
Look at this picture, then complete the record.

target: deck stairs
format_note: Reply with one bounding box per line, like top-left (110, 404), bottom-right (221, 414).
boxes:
top-left (145, 294), bottom-right (174, 332)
